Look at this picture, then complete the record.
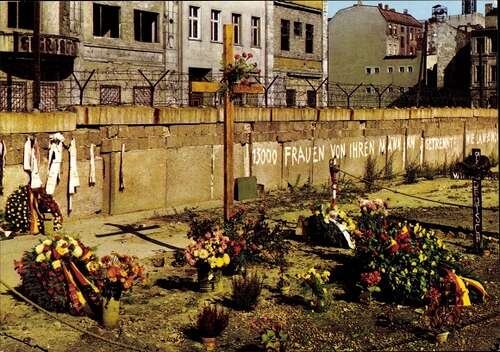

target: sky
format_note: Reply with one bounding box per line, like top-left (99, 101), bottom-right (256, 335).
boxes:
top-left (327, 0), bottom-right (497, 21)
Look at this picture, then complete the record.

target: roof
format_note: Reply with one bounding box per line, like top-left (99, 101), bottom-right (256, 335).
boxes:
top-left (379, 8), bottom-right (422, 27)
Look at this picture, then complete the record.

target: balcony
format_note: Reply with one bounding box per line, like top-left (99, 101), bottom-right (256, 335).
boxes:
top-left (0, 31), bottom-right (78, 56)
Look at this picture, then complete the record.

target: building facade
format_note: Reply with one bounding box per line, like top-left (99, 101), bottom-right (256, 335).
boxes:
top-left (470, 4), bottom-right (497, 107)
top-left (328, 3), bottom-right (423, 107)
top-left (0, 1), bottom-right (179, 110)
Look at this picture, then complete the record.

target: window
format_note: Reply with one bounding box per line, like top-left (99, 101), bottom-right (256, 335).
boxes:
top-left (409, 28), bottom-right (414, 40)
top-left (407, 66), bottom-right (413, 73)
top-left (134, 10), bottom-right (158, 42)
top-left (374, 67), bottom-right (380, 74)
top-left (388, 66), bottom-right (394, 73)
top-left (93, 3), bottom-right (120, 38)
top-left (400, 36), bottom-right (405, 49)
top-left (133, 87), bottom-right (151, 105)
top-left (189, 6), bottom-right (200, 39)
top-left (475, 65), bottom-right (483, 83)
top-left (399, 66), bottom-right (405, 73)
top-left (294, 21), bottom-right (302, 36)
top-left (251, 16), bottom-right (260, 47)
top-left (211, 10), bottom-right (221, 42)
top-left (388, 87), bottom-right (394, 93)
top-left (7, 1), bottom-right (34, 30)
top-left (232, 14), bottom-right (241, 45)
top-left (492, 65), bottom-right (497, 82)
top-left (366, 67), bottom-right (372, 74)
top-left (365, 67), bottom-right (379, 75)
top-left (100, 85), bottom-right (121, 105)
top-left (365, 87), bottom-right (372, 94)
top-left (305, 24), bottom-right (314, 53)
top-left (281, 19), bottom-right (290, 51)
top-left (286, 89), bottom-right (296, 107)
top-left (400, 26), bottom-right (405, 33)
top-left (307, 90), bottom-right (316, 107)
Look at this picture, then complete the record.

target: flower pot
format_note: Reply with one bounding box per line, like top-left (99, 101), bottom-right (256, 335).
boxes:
top-left (102, 297), bottom-right (120, 329)
top-left (198, 266), bottom-right (213, 292)
top-left (435, 331), bottom-right (449, 344)
top-left (201, 336), bottom-right (217, 351)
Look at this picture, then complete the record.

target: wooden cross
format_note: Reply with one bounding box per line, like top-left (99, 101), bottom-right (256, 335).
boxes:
top-left (191, 25), bottom-right (264, 220)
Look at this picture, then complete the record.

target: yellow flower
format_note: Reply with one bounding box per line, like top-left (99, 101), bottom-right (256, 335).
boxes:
top-left (216, 257), bottom-right (225, 268)
top-left (223, 253), bottom-right (230, 265)
top-left (72, 246), bottom-right (83, 258)
top-left (56, 246), bottom-right (69, 256)
top-left (418, 253), bottom-right (426, 262)
top-left (308, 268), bottom-right (316, 274)
top-left (35, 244), bottom-right (45, 254)
top-left (437, 239), bottom-right (444, 248)
top-left (42, 239), bottom-right (52, 246)
top-left (35, 253), bottom-right (45, 263)
top-left (198, 249), bottom-right (209, 259)
top-left (52, 260), bottom-right (62, 270)
top-left (86, 261), bottom-right (100, 272)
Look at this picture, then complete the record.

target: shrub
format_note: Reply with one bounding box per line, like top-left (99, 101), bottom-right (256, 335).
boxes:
top-left (197, 305), bottom-right (229, 338)
top-left (231, 272), bottom-right (263, 311)
top-left (404, 161), bottom-right (419, 184)
top-left (419, 162), bottom-right (437, 180)
top-left (364, 156), bottom-right (382, 191)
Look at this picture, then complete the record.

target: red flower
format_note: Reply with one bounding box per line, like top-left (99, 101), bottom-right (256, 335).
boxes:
top-left (247, 53), bottom-right (253, 58)
top-left (379, 232), bottom-right (389, 242)
top-left (234, 54), bottom-right (241, 60)
top-left (242, 52), bottom-right (247, 58)
top-left (360, 271), bottom-right (382, 287)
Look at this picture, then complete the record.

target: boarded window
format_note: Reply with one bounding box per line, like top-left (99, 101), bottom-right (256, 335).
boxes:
top-left (40, 83), bottom-right (58, 112)
top-left (281, 19), bottom-right (290, 51)
top-left (7, 1), bottom-right (34, 30)
top-left (93, 3), bottom-right (120, 38)
top-left (0, 81), bottom-right (27, 112)
top-left (133, 86), bottom-right (151, 105)
top-left (305, 24), bottom-right (314, 53)
top-left (306, 90), bottom-right (316, 107)
top-left (100, 85), bottom-right (121, 105)
top-left (286, 89), bottom-right (296, 107)
top-left (134, 10), bottom-right (158, 43)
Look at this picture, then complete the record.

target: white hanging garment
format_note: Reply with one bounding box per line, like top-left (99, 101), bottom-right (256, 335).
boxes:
top-left (0, 140), bottom-right (6, 196)
top-left (30, 138), bottom-right (43, 189)
top-left (68, 139), bottom-right (80, 212)
top-left (46, 141), bottom-right (63, 195)
top-left (89, 144), bottom-right (96, 186)
top-left (119, 143), bottom-right (125, 191)
top-left (23, 137), bottom-right (32, 171)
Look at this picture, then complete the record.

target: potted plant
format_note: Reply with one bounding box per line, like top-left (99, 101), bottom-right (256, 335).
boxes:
top-left (221, 52), bottom-right (260, 99)
top-left (277, 265), bottom-right (291, 295)
top-left (197, 304), bottom-right (229, 351)
top-left (184, 229), bottom-right (231, 292)
top-left (252, 317), bottom-right (287, 352)
top-left (231, 272), bottom-right (263, 311)
top-left (296, 268), bottom-right (331, 312)
top-left (358, 271), bottom-right (382, 304)
top-left (98, 253), bottom-right (145, 329)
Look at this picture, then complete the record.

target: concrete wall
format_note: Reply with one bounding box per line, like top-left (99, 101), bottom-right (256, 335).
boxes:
top-left (0, 106), bottom-right (497, 219)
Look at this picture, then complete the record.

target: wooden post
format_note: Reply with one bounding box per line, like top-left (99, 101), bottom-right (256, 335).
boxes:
top-left (223, 25), bottom-right (234, 221)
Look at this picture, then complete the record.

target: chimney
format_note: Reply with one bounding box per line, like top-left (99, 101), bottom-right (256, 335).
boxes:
top-left (384, 5), bottom-right (389, 10)
top-left (403, 9), bottom-right (408, 14)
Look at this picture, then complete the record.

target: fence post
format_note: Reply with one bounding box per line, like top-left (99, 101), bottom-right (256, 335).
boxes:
top-left (72, 70), bottom-right (95, 106)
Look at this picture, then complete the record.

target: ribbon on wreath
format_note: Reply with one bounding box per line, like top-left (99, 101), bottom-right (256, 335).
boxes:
top-left (0, 139), bottom-right (5, 195)
top-left (68, 139), bottom-right (80, 213)
top-left (46, 133), bottom-right (64, 195)
top-left (89, 144), bottom-right (96, 186)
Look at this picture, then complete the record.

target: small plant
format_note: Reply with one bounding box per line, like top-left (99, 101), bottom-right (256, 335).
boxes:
top-left (404, 161), bottom-right (420, 184)
top-left (419, 162), bottom-right (437, 180)
top-left (364, 156), bottom-right (382, 191)
top-left (277, 265), bottom-right (291, 295)
top-left (197, 304), bottom-right (229, 338)
top-left (296, 268), bottom-right (331, 311)
top-left (232, 272), bottom-right (263, 311)
top-left (423, 280), bottom-right (462, 337)
top-left (384, 153), bottom-right (396, 180)
top-left (252, 317), bottom-right (287, 352)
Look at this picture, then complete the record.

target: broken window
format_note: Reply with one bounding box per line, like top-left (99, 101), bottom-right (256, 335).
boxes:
top-left (232, 13), bottom-right (242, 45)
top-left (93, 3), bottom-right (120, 38)
top-left (189, 6), bottom-right (200, 39)
top-left (285, 89), bottom-right (296, 107)
top-left (281, 19), bottom-right (290, 51)
top-left (294, 21), bottom-right (302, 36)
top-left (251, 16), bottom-right (260, 47)
top-left (305, 24), bottom-right (314, 53)
top-left (211, 10), bottom-right (221, 42)
top-left (134, 10), bottom-right (158, 43)
top-left (307, 90), bottom-right (316, 107)
top-left (7, 1), bottom-right (34, 30)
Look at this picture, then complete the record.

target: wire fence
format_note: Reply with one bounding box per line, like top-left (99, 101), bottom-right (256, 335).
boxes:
top-left (0, 69), bottom-right (476, 112)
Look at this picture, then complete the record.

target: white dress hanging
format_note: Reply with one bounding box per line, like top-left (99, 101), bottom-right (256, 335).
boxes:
top-left (30, 138), bottom-right (43, 189)
top-left (0, 140), bottom-right (6, 195)
top-left (89, 144), bottom-right (96, 186)
top-left (68, 139), bottom-right (80, 212)
top-left (23, 137), bottom-right (32, 171)
top-left (46, 140), bottom-right (63, 195)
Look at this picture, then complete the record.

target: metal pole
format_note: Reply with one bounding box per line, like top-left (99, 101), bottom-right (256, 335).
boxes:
top-left (329, 157), bottom-right (339, 208)
top-left (33, 1), bottom-right (41, 110)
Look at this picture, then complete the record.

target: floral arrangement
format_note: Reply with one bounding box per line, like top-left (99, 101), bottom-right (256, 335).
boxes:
top-left (97, 252), bottom-right (145, 300)
top-left (14, 235), bottom-right (101, 315)
top-left (185, 229), bottom-right (231, 271)
top-left (34, 187), bottom-right (63, 232)
top-left (5, 185), bottom-right (30, 233)
top-left (296, 268), bottom-right (331, 311)
top-left (251, 317), bottom-right (287, 352)
top-left (353, 199), bottom-right (487, 305)
top-left (221, 52), bottom-right (260, 97)
top-left (303, 202), bottom-right (356, 248)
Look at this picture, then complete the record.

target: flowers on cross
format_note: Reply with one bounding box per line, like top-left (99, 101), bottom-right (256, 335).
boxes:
top-left (221, 51), bottom-right (260, 97)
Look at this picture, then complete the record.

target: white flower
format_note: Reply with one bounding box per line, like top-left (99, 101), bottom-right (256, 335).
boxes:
top-left (35, 244), bottom-right (45, 254)
top-left (42, 239), bottom-right (52, 246)
top-left (72, 246), bottom-right (83, 258)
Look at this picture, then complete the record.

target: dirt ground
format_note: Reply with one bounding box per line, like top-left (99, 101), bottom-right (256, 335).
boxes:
top-left (0, 176), bottom-right (498, 351)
